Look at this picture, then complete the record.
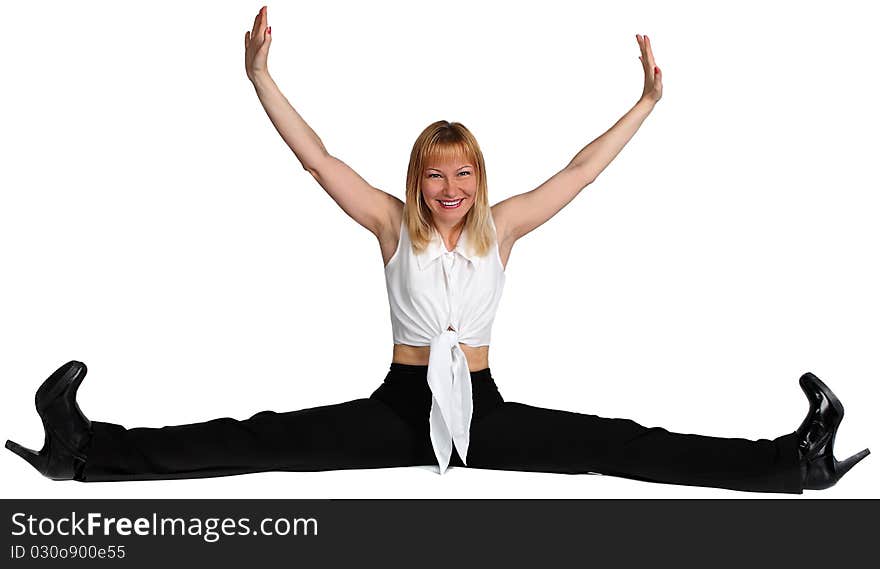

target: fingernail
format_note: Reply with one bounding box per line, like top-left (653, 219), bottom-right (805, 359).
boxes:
top-left (654, 66), bottom-right (659, 74)
top-left (267, 26), bottom-right (271, 34)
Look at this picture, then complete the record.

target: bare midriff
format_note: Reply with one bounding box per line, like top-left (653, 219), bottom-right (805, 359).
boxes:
top-left (392, 343), bottom-right (490, 372)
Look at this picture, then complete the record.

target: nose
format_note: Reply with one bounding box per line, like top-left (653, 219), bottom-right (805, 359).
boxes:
top-left (440, 178), bottom-right (461, 195)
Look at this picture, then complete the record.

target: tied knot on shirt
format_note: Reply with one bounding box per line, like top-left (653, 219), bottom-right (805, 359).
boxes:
top-left (426, 328), bottom-right (473, 474)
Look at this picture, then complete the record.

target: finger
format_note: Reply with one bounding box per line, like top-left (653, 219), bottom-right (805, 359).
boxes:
top-left (645, 35), bottom-right (656, 68)
top-left (639, 55), bottom-right (649, 76)
top-left (251, 7), bottom-right (263, 39)
top-left (245, 30), bottom-right (250, 49)
top-left (640, 37), bottom-right (651, 70)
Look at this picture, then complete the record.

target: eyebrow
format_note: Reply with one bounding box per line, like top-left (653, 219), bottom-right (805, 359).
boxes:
top-left (426, 165), bottom-right (474, 172)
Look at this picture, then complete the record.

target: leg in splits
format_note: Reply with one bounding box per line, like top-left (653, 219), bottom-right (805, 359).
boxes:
top-left (372, 364), bottom-right (868, 493)
top-left (6, 361), bottom-right (433, 482)
top-left (466, 401), bottom-right (803, 494)
top-left (82, 398), bottom-right (427, 482)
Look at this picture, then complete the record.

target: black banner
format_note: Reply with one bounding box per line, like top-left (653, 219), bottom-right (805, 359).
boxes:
top-left (1, 499), bottom-right (875, 566)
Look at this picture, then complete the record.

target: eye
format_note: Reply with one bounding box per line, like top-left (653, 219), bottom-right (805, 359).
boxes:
top-left (427, 173), bottom-right (440, 178)
top-left (458, 171), bottom-right (471, 176)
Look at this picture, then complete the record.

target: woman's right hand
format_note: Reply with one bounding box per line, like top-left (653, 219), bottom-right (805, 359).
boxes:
top-left (244, 6), bottom-right (272, 82)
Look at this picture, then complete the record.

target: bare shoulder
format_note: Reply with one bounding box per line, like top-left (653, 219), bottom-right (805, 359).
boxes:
top-left (378, 196), bottom-right (405, 267)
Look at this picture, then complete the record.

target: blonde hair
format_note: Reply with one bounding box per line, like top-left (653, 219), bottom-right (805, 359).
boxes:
top-left (403, 120), bottom-right (495, 258)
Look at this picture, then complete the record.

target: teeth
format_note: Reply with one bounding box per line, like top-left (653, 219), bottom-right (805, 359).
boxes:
top-left (440, 199), bottom-right (463, 206)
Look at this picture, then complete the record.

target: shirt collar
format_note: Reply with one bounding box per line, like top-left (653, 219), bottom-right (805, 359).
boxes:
top-left (415, 224), bottom-right (481, 271)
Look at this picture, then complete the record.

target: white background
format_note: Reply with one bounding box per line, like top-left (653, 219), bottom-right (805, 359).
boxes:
top-left (1, 0), bottom-right (876, 498)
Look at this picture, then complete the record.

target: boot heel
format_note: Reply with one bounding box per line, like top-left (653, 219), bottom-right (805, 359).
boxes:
top-left (5, 439), bottom-right (47, 472)
top-left (836, 448), bottom-right (871, 478)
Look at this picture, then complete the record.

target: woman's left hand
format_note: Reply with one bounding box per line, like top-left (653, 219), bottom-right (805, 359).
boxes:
top-left (636, 34), bottom-right (662, 104)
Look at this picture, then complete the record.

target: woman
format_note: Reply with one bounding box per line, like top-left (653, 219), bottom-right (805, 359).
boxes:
top-left (6, 7), bottom-right (870, 492)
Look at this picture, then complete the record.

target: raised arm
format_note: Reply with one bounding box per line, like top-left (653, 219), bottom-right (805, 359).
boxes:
top-left (493, 34), bottom-right (663, 245)
top-left (244, 7), bottom-right (400, 238)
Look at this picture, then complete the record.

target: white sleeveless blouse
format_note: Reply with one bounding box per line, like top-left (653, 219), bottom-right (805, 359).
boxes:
top-left (383, 212), bottom-right (506, 473)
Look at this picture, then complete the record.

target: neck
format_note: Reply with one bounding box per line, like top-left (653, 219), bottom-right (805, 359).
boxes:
top-left (432, 217), bottom-right (465, 251)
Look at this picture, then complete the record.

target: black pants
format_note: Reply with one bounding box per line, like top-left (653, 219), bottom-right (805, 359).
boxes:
top-left (80, 363), bottom-right (804, 493)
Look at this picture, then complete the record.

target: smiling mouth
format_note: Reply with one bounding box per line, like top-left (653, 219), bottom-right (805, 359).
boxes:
top-left (437, 198), bottom-right (464, 209)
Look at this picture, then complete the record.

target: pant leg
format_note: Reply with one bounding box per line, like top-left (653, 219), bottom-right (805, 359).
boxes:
top-left (466, 401), bottom-right (804, 494)
top-left (80, 397), bottom-right (422, 482)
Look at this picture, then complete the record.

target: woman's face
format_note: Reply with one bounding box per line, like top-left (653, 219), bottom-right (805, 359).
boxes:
top-left (421, 160), bottom-right (478, 225)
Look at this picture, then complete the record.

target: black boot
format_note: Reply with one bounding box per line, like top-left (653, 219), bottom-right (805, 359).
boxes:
top-left (6, 361), bottom-right (93, 480)
top-left (796, 372), bottom-right (870, 490)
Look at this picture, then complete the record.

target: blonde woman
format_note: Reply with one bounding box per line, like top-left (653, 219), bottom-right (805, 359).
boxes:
top-left (7, 6), bottom-right (869, 492)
